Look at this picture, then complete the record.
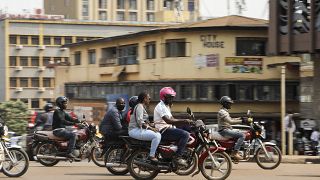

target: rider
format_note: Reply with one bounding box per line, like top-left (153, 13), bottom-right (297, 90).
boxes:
top-left (126, 96), bottom-right (138, 124)
top-left (34, 103), bottom-right (55, 131)
top-left (153, 87), bottom-right (193, 167)
top-left (99, 97), bottom-right (128, 140)
top-left (52, 96), bottom-right (80, 158)
top-left (217, 96), bottom-right (246, 160)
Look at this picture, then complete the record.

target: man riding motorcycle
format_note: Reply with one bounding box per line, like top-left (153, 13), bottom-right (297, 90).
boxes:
top-left (34, 103), bottom-right (55, 131)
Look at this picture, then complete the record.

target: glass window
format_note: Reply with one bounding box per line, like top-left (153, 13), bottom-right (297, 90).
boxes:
top-left (10, 77), bottom-right (17, 87)
top-left (129, 12), bottom-right (137, 21)
top-left (180, 85), bottom-right (193, 100)
top-left (238, 85), bottom-right (254, 101)
top-left (43, 36), bottom-right (51, 45)
top-left (82, 0), bottom-right (89, 17)
top-left (64, 36), bottom-right (72, 44)
top-left (165, 39), bottom-right (186, 57)
top-left (145, 42), bottom-right (156, 59)
top-left (146, 12), bottom-right (155, 22)
top-left (31, 36), bottom-right (39, 45)
top-left (31, 57), bottom-right (39, 66)
top-left (20, 35), bottom-right (29, 45)
top-left (31, 99), bottom-right (40, 109)
top-left (147, 0), bottom-right (155, 10)
top-left (88, 50), bottom-right (96, 64)
top-left (54, 37), bottom-right (62, 45)
top-left (163, 0), bottom-right (174, 10)
top-left (99, 11), bottom-right (107, 20)
top-left (54, 57), bottom-right (62, 64)
top-left (74, 51), bottom-right (81, 65)
top-left (43, 78), bottom-right (51, 87)
top-left (9, 35), bottom-right (17, 44)
top-left (117, 11), bottom-right (125, 21)
top-left (20, 78), bottom-right (28, 87)
top-left (118, 44), bottom-right (138, 65)
top-left (188, 0), bottom-right (195, 11)
top-left (197, 84), bottom-right (209, 100)
top-left (20, 57), bottom-right (29, 66)
top-left (31, 78), bottom-right (39, 87)
top-left (99, 0), bottom-right (107, 9)
top-left (43, 57), bottom-right (51, 66)
top-left (117, 0), bottom-right (125, 9)
top-left (236, 37), bottom-right (267, 56)
top-left (129, 0), bottom-right (137, 10)
top-left (9, 56), bottom-right (17, 66)
top-left (101, 47), bottom-right (117, 66)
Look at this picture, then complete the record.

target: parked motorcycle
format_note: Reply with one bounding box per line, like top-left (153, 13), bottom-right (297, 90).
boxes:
top-left (211, 110), bottom-right (282, 169)
top-left (33, 119), bottom-right (99, 166)
top-left (124, 107), bottom-right (232, 180)
top-left (0, 118), bottom-right (29, 177)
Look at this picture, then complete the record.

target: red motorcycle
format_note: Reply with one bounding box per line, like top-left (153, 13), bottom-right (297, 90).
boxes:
top-left (210, 110), bottom-right (282, 169)
top-left (33, 120), bottom-right (99, 166)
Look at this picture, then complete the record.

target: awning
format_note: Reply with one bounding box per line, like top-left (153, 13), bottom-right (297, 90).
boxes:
top-left (267, 62), bottom-right (300, 68)
top-left (112, 66), bottom-right (125, 78)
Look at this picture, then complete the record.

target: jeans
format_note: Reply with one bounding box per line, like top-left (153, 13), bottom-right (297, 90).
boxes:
top-left (53, 128), bottom-right (77, 154)
top-left (161, 128), bottom-right (190, 156)
top-left (220, 128), bottom-right (245, 151)
top-left (129, 128), bottom-right (161, 157)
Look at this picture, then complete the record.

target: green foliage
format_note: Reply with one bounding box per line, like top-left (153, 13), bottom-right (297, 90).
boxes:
top-left (0, 101), bottom-right (29, 135)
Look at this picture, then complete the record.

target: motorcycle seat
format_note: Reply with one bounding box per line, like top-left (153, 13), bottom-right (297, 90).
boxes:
top-left (209, 131), bottom-right (230, 141)
top-left (36, 131), bottom-right (67, 141)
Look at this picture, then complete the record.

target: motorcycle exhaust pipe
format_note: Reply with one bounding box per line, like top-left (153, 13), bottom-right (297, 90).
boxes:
top-left (36, 155), bottom-right (67, 160)
top-left (105, 163), bottom-right (127, 168)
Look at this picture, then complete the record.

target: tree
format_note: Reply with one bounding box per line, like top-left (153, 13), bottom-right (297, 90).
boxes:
top-left (0, 101), bottom-right (29, 135)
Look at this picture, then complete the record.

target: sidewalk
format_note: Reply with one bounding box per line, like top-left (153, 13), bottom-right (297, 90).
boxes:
top-left (282, 155), bottom-right (320, 164)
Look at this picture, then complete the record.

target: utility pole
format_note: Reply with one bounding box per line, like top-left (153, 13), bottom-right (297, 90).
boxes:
top-left (281, 66), bottom-right (286, 155)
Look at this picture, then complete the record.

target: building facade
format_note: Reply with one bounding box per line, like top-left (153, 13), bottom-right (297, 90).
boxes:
top-left (57, 15), bottom-right (301, 140)
top-left (44, 0), bottom-right (200, 22)
top-left (0, 18), bottom-right (162, 109)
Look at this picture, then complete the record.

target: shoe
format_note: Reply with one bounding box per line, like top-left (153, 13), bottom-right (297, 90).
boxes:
top-left (176, 157), bottom-right (188, 167)
top-left (66, 152), bottom-right (76, 158)
top-left (231, 151), bottom-right (243, 160)
top-left (148, 156), bottom-right (159, 164)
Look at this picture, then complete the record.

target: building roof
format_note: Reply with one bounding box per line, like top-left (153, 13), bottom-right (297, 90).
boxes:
top-left (63, 15), bottom-right (269, 48)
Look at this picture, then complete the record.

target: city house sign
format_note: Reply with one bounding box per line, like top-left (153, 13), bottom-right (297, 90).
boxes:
top-left (200, 34), bottom-right (224, 48)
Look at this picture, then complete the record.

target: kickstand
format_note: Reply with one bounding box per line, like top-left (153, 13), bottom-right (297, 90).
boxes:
top-left (191, 169), bottom-right (200, 177)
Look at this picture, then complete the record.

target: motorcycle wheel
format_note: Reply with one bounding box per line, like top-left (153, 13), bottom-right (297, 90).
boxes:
top-left (91, 146), bottom-right (105, 167)
top-left (2, 148), bottom-right (29, 177)
top-left (104, 146), bottom-right (129, 175)
top-left (36, 143), bottom-right (60, 167)
top-left (128, 149), bottom-right (159, 180)
top-left (174, 148), bottom-right (198, 176)
top-left (255, 145), bottom-right (281, 169)
top-left (199, 151), bottom-right (232, 180)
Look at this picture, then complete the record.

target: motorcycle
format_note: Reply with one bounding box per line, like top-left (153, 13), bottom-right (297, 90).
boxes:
top-left (0, 117), bottom-right (29, 177)
top-left (90, 131), bottom-right (106, 167)
top-left (124, 107), bottom-right (232, 180)
top-left (211, 110), bottom-right (282, 169)
top-left (33, 119), bottom-right (100, 166)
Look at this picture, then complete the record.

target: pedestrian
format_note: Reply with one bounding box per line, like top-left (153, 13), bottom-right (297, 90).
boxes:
top-left (310, 127), bottom-right (320, 152)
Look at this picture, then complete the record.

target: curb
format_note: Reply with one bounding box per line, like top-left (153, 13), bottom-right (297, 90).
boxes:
top-left (282, 156), bottom-right (320, 164)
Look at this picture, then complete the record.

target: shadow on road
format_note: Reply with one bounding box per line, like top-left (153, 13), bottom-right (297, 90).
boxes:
top-left (279, 175), bottom-right (320, 178)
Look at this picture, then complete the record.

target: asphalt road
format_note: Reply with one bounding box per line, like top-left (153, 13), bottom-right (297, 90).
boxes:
top-left (0, 161), bottom-right (319, 180)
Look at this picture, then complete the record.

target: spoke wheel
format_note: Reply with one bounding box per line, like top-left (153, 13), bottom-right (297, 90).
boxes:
top-left (91, 147), bottom-right (105, 167)
top-left (255, 145), bottom-right (281, 169)
top-left (104, 147), bottom-right (129, 175)
top-left (128, 150), bottom-right (159, 180)
top-left (2, 148), bottom-right (29, 177)
top-left (36, 143), bottom-right (60, 166)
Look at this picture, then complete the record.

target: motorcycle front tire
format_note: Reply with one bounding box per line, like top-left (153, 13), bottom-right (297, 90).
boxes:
top-left (2, 148), bottom-right (29, 177)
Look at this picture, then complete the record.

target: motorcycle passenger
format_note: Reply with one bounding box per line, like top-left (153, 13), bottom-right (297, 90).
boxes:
top-left (34, 103), bottom-right (55, 131)
top-left (217, 96), bottom-right (246, 160)
top-left (126, 96), bottom-right (138, 124)
top-left (99, 97), bottom-right (128, 140)
top-left (52, 96), bottom-right (80, 158)
top-left (129, 92), bottom-right (161, 164)
top-left (154, 87), bottom-right (192, 167)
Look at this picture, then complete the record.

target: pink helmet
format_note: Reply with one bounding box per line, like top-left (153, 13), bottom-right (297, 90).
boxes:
top-left (159, 87), bottom-right (176, 101)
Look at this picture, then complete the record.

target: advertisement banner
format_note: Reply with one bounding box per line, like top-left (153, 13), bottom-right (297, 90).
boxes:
top-left (225, 57), bottom-right (262, 74)
top-left (194, 54), bottom-right (219, 68)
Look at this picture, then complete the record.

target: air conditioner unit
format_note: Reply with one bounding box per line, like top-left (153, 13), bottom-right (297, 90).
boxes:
top-left (38, 87), bottom-right (46, 92)
top-left (15, 66), bottom-right (23, 71)
top-left (38, 45), bottom-right (46, 50)
top-left (15, 87), bottom-right (23, 92)
top-left (38, 66), bottom-right (46, 71)
top-left (15, 45), bottom-right (23, 50)
top-left (60, 47), bottom-right (68, 51)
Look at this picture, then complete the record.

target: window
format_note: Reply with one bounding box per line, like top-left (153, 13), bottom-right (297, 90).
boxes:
top-left (99, 0), bottom-right (107, 9)
top-left (236, 37), bottom-right (267, 56)
top-left (197, 84), bottom-right (209, 100)
top-left (117, 0), bottom-right (125, 9)
top-left (10, 35), bottom-right (17, 44)
top-left (99, 11), bottom-right (107, 20)
top-left (238, 84), bottom-right (254, 101)
top-left (31, 36), bottom-right (39, 45)
top-left (10, 78), bottom-right (17, 87)
top-left (43, 78), bottom-right (52, 87)
top-left (74, 51), bottom-right (81, 65)
top-left (118, 44), bottom-right (138, 65)
top-left (43, 57), bottom-right (51, 66)
top-left (88, 50), bottom-right (96, 64)
top-left (165, 39), bottom-right (187, 57)
top-left (43, 36), bottom-right (51, 45)
top-left (76, 37), bottom-right (85, 42)
top-left (54, 37), bottom-right (62, 45)
top-left (31, 57), bottom-right (39, 66)
top-left (54, 57), bottom-right (62, 64)
top-left (20, 35), bottom-right (28, 45)
top-left (20, 57), bottom-right (29, 66)
top-left (146, 12), bottom-right (155, 21)
top-left (188, 0), bottom-right (195, 11)
top-left (64, 36), bottom-right (72, 44)
top-left (180, 85), bottom-right (193, 100)
top-left (163, 0), bottom-right (174, 10)
top-left (147, 0), bottom-right (155, 10)
top-left (31, 99), bottom-right (40, 109)
top-left (82, 0), bottom-right (89, 17)
top-left (145, 42), bottom-right (156, 59)
top-left (20, 78), bottom-right (28, 87)
top-left (100, 47), bottom-right (117, 66)
top-left (31, 78), bottom-right (39, 87)
top-left (129, 12), bottom-right (137, 21)
top-left (129, 0), bottom-right (137, 10)
top-left (20, 99), bottom-right (28, 105)
top-left (117, 11), bottom-right (125, 21)
top-left (9, 56), bottom-right (17, 66)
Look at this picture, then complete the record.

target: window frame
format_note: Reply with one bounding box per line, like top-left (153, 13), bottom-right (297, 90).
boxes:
top-left (88, 49), bottom-right (96, 64)
top-left (74, 51), bottom-right (82, 65)
top-left (145, 41), bottom-right (156, 59)
top-left (236, 37), bottom-right (267, 56)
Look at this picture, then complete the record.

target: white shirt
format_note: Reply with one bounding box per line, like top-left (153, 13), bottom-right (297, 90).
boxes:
top-left (153, 101), bottom-right (173, 131)
top-left (310, 131), bottom-right (320, 142)
top-left (284, 114), bottom-right (296, 132)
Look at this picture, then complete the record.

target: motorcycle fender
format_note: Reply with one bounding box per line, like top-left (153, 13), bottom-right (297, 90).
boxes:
top-left (198, 147), bottom-right (226, 165)
top-left (263, 142), bottom-right (276, 146)
top-left (8, 145), bottom-right (22, 149)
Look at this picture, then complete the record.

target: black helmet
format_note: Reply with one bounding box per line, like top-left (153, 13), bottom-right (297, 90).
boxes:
top-left (43, 103), bottom-right (54, 112)
top-left (220, 96), bottom-right (234, 109)
top-left (55, 96), bottom-right (68, 109)
top-left (129, 96), bottom-right (138, 109)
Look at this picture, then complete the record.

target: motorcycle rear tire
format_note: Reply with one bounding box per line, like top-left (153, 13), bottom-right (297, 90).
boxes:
top-left (104, 146), bottom-right (129, 175)
top-left (36, 143), bottom-right (60, 167)
top-left (174, 148), bottom-right (198, 176)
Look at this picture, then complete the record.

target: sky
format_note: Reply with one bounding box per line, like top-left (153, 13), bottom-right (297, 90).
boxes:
top-left (0, 0), bottom-right (269, 20)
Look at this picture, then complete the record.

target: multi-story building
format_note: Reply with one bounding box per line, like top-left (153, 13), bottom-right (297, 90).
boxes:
top-left (44, 0), bottom-right (200, 22)
top-left (0, 17), bottom-right (164, 109)
top-left (58, 15), bottom-right (301, 140)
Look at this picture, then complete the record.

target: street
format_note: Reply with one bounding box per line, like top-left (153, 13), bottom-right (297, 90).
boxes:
top-left (1, 161), bottom-right (319, 180)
